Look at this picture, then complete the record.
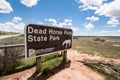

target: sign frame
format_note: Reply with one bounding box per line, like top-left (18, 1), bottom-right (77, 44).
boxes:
top-left (24, 23), bottom-right (73, 59)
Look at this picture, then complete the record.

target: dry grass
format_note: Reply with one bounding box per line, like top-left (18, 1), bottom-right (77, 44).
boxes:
top-left (72, 37), bottom-right (120, 59)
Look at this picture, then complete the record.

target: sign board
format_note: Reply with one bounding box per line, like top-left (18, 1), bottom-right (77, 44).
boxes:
top-left (25, 23), bottom-right (73, 58)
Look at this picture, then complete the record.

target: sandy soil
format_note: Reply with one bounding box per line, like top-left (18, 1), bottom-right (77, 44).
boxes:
top-left (1, 49), bottom-right (120, 80)
top-left (113, 44), bottom-right (120, 47)
top-left (69, 50), bottom-right (120, 64)
top-left (48, 49), bottom-right (105, 80)
top-left (0, 67), bottom-right (36, 80)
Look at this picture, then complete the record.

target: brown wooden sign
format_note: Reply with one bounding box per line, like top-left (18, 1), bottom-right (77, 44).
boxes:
top-left (25, 23), bottom-right (73, 58)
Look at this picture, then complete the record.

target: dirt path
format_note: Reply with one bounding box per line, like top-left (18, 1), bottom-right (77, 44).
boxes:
top-left (0, 34), bottom-right (21, 40)
top-left (0, 67), bottom-right (36, 80)
top-left (1, 49), bottom-right (120, 80)
top-left (48, 49), bottom-right (105, 80)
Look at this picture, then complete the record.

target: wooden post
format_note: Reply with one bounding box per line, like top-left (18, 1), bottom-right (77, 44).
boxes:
top-left (36, 55), bottom-right (41, 74)
top-left (3, 43), bottom-right (9, 69)
top-left (62, 50), bottom-right (67, 64)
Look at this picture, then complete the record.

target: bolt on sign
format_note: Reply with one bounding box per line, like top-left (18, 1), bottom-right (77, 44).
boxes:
top-left (25, 24), bottom-right (73, 59)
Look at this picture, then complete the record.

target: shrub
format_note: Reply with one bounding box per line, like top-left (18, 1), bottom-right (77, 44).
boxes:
top-left (94, 38), bottom-right (101, 41)
top-left (42, 58), bottom-right (62, 74)
top-left (94, 38), bottom-right (105, 42)
top-left (0, 37), bottom-right (24, 69)
top-left (100, 39), bottom-right (105, 42)
top-left (42, 53), bottom-right (61, 62)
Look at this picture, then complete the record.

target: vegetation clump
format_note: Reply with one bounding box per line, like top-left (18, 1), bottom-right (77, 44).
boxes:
top-left (94, 38), bottom-right (105, 42)
top-left (82, 60), bottom-right (120, 80)
top-left (0, 53), bottom-right (62, 76)
top-left (0, 31), bottom-right (18, 35)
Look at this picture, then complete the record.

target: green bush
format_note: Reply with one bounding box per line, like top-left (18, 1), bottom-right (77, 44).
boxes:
top-left (42, 58), bottom-right (62, 74)
top-left (0, 58), bottom-right (36, 76)
top-left (41, 53), bottom-right (61, 62)
top-left (93, 38), bottom-right (105, 42)
top-left (0, 53), bottom-right (61, 76)
top-left (94, 38), bottom-right (101, 41)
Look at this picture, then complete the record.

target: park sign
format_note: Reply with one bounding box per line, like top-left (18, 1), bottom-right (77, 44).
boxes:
top-left (25, 23), bottom-right (73, 59)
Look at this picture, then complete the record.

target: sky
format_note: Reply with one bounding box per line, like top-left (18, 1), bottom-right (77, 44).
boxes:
top-left (0, 0), bottom-right (120, 36)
